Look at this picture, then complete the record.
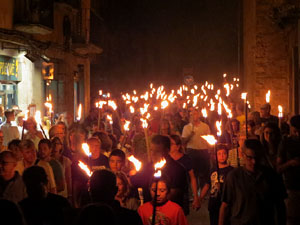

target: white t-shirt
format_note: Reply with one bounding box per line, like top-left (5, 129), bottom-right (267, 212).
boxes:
top-left (182, 122), bottom-right (211, 150)
top-left (0, 122), bottom-right (20, 146)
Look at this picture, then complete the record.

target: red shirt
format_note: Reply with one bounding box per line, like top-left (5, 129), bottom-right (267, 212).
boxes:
top-left (138, 200), bottom-right (188, 225)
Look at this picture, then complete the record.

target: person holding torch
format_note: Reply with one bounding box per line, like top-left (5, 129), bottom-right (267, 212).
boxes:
top-left (130, 135), bottom-right (188, 214)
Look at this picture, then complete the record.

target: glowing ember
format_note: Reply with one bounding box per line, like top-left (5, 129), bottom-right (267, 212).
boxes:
top-left (78, 161), bottom-right (92, 177)
top-left (216, 121), bottom-right (222, 136)
top-left (266, 90), bottom-right (271, 103)
top-left (201, 135), bottom-right (217, 145)
top-left (278, 105), bottom-right (283, 118)
top-left (128, 155), bottom-right (142, 171)
top-left (82, 143), bottom-right (91, 157)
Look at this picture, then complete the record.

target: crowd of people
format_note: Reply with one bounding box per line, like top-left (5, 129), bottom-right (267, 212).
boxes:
top-left (0, 96), bottom-right (299, 225)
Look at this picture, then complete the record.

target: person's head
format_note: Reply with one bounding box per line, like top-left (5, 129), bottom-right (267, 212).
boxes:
top-left (189, 109), bottom-right (200, 122)
top-left (150, 176), bottom-right (170, 205)
top-left (87, 137), bottom-right (101, 159)
top-left (230, 119), bottom-right (240, 133)
top-left (290, 115), bottom-right (300, 138)
top-left (109, 149), bottom-right (125, 172)
top-left (89, 169), bottom-right (118, 203)
top-left (160, 119), bottom-right (171, 135)
top-left (8, 139), bottom-right (22, 161)
top-left (169, 134), bottom-right (183, 153)
top-left (216, 145), bottom-right (228, 164)
top-left (262, 122), bottom-right (280, 144)
top-left (51, 137), bottom-right (63, 158)
top-left (38, 139), bottom-right (52, 161)
top-left (49, 125), bottom-right (65, 142)
top-left (0, 199), bottom-right (26, 225)
top-left (0, 151), bottom-right (17, 176)
top-left (68, 125), bottom-right (88, 150)
top-left (19, 139), bottom-right (37, 165)
top-left (242, 139), bottom-right (263, 173)
top-left (24, 117), bottom-right (37, 131)
top-left (247, 120), bottom-right (256, 134)
top-left (4, 110), bottom-right (15, 122)
top-left (78, 203), bottom-right (116, 225)
top-left (249, 111), bottom-right (261, 126)
top-left (150, 135), bottom-right (170, 163)
top-left (260, 103), bottom-right (271, 118)
top-left (92, 131), bottom-right (112, 153)
top-left (115, 171), bottom-right (131, 198)
top-left (23, 166), bottom-right (48, 198)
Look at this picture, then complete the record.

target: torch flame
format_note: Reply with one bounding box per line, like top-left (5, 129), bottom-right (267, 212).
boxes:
top-left (241, 92), bottom-right (247, 100)
top-left (216, 121), bottom-right (222, 137)
top-left (107, 115), bottom-right (113, 125)
top-left (154, 158), bottom-right (166, 178)
top-left (77, 104), bottom-right (82, 121)
top-left (128, 155), bottom-right (142, 171)
top-left (130, 106), bottom-right (135, 113)
top-left (78, 161), bottom-right (92, 177)
top-left (141, 118), bottom-right (148, 128)
top-left (108, 100), bottom-right (117, 110)
top-left (161, 100), bottom-right (169, 109)
top-left (266, 90), bottom-right (271, 103)
top-left (82, 143), bottom-right (91, 157)
top-left (124, 120), bottom-right (130, 131)
top-left (34, 111), bottom-right (42, 125)
top-left (278, 105), bottom-right (283, 118)
top-left (201, 135), bottom-right (217, 145)
top-left (201, 108), bottom-right (208, 118)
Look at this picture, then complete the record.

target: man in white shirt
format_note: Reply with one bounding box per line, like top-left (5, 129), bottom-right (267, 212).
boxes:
top-left (0, 110), bottom-right (20, 147)
top-left (182, 109), bottom-right (211, 188)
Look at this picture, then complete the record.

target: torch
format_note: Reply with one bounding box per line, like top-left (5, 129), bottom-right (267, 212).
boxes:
top-left (278, 105), bottom-right (283, 129)
top-left (21, 110), bottom-right (29, 140)
top-left (121, 120), bottom-right (130, 149)
top-left (35, 111), bottom-right (48, 139)
top-left (128, 155), bottom-right (144, 204)
top-left (141, 118), bottom-right (151, 162)
top-left (201, 135), bottom-right (219, 182)
top-left (241, 93), bottom-right (248, 139)
top-left (152, 158), bottom-right (166, 225)
top-left (82, 143), bottom-right (92, 169)
top-left (78, 160), bottom-right (92, 177)
top-left (76, 104), bottom-right (82, 122)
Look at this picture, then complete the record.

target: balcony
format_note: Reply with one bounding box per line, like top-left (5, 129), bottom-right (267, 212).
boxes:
top-left (13, 0), bottom-right (54, 35)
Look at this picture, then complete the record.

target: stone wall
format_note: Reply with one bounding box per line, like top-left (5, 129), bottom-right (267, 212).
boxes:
top-left (243, 0), bottom-right (296, 116)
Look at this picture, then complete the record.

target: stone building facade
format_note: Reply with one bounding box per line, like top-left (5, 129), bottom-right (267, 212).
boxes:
top-left (0, 0), bottom-right (101, 124)
top-left (243, 0), bottom-right (300, 116)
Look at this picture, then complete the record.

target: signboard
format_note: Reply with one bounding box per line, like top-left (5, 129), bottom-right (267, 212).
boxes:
top-left (0, 56), bottom-right (20, 81)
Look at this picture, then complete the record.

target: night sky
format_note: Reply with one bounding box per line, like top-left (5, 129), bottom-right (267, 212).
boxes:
top-left (90, 0), bottom-right (240, 96)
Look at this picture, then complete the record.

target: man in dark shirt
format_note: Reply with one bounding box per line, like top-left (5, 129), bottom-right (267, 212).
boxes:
top-left (0, 151), bottom-right (26, 203)
top-left (87, 137), bottom-right (109, 170)
top-left (219, 139), bottom-right (286, 225)
top-left (19, 166), bottom-right (71, 225)
top-left (277, 115), bottom-right (300, 225)
top-left (260, 103), bottom-right (279, 125)
top-left (130, 135), bottom-right (188, 209)
top-left (89, 169), bottom-right (142, 225)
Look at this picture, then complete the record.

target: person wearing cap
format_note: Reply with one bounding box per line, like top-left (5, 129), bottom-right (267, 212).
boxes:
top-left (0, 110), bottom-right (20, 147)
top-left (260, 103), bottom-right (279, 125)
top-left (277, 115), bottom-right (300, 225)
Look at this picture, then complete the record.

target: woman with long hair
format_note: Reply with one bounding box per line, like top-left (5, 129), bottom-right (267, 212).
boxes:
top-left (115, 171), bottom-right (139, 211)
